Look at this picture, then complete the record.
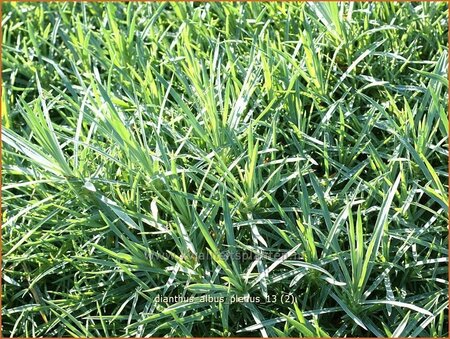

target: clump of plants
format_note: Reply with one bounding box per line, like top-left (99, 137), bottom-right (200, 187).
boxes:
top-left (2, 2), bottom-right (448, 337)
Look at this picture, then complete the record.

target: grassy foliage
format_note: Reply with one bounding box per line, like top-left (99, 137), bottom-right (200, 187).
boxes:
top-left (2, 2), bottom-right (448, 337)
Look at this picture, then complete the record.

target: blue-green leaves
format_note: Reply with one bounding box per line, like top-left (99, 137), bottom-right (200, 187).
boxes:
top-left (2, 1), bottom-right (447, 337)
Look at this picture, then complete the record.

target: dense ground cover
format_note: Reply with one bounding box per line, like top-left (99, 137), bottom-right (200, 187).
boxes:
top-left (1, 2), bottom-right (449, 337)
